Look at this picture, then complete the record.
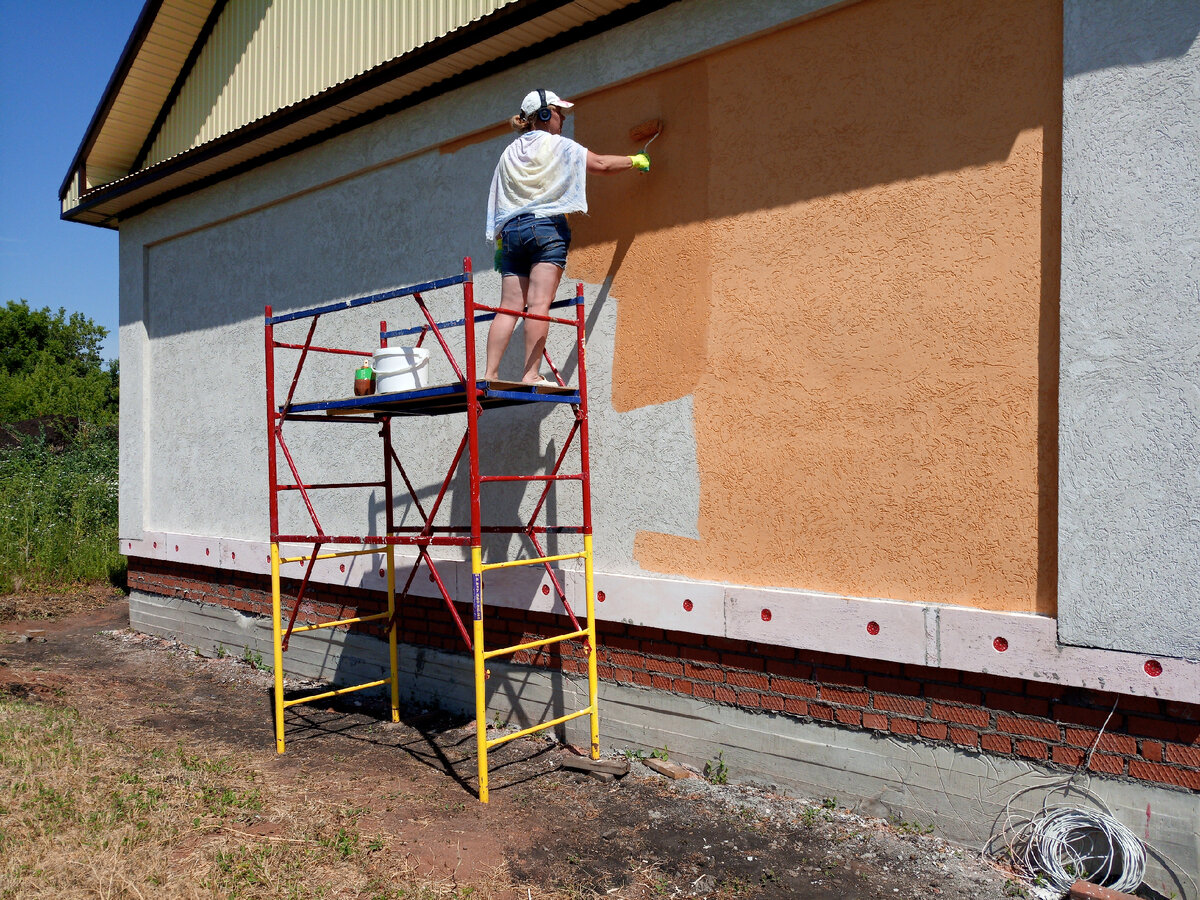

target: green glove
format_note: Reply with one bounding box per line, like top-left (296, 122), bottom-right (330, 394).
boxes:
top-left (629, 153), bottom-right (650, 172)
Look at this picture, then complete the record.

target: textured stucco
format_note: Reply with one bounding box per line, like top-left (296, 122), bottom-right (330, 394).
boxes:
top-left (1058, 2), bottom-right (1200, 658)
top-left (573, 0), bottom-right (1061, 612)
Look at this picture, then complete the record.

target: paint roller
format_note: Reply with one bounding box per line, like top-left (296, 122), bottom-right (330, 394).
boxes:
top-left (627, 119), bottom-right (662, 172)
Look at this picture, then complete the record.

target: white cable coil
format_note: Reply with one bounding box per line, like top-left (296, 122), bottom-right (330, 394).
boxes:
top-left (1009, 805), bottom-right (1146, 894)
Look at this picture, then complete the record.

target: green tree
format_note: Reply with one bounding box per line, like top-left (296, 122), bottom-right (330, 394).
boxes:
top-left (0, 300), bottom-right (118, 425)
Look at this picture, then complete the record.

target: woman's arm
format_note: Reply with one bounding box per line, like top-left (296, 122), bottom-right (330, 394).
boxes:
top-left (586, 151), bottom-right (636, 174)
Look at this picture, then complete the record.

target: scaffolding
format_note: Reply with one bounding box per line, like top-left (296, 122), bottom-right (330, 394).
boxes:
top-left (263, 258), bottom-right (598, 801)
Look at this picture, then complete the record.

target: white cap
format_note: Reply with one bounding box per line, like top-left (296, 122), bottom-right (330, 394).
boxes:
top-left (520, 89), bottom-right (574, 117)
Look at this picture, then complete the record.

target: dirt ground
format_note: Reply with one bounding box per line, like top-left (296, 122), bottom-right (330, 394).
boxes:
top-left (0, 590), bottom-right (1028, 899)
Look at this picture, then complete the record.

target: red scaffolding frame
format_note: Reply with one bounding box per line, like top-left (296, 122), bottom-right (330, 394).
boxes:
top-left (263, 258), bottom-right (599, 801)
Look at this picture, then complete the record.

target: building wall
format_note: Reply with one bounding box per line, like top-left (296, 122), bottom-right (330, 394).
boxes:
top-left (1057, 1), bottom-right (1200, 659)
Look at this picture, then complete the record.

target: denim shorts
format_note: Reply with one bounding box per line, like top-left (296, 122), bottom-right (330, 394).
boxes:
top-left (497, 213), bottom-right (571, 276)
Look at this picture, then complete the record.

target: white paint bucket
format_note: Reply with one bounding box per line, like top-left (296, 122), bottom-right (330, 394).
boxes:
top-left (372, 347), bottom-right (430, 393)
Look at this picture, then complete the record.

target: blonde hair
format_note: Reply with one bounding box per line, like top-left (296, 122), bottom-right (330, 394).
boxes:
top-left (510, 113), bottom-right (533, 133)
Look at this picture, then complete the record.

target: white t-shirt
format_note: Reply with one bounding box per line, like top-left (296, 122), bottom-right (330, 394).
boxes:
top-left (485, 131), bottom-right (589, 242)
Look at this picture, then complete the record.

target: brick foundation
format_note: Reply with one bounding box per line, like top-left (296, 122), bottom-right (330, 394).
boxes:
top-left (128, 557), bottom-right (1200, 793)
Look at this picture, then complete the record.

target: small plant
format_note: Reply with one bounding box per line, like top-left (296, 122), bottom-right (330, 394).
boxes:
top-left (800, 806), bottom-right (819, 827)
top-left (703, 751), bottom-right (728, 785)
top-left (215, 644), bottom-right (228, 659)
top-left (242, 646), bottom-right (264, 670)
top-left (650, 746), bottom-right (669, 761)
top-left (821, 796), bottom-right (837, 809)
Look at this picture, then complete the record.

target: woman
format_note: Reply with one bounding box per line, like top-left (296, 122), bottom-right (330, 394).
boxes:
top-left (484, 89), bottom-right (650, 384)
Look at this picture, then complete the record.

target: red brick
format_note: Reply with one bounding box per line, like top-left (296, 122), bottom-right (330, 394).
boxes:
top-left (863, 713), bottom-right (888, 731)
top-left (783, 698), bottom-right (809, 716)
top-left (736, 691), bottom-right (762, 708)
top-left (835, 707), bottom-right (861, 726)
top-left (1025, 680), bottom-right (1066, 699)
top-left (949, 726), bottom-right (978, 747)
top-left (996, 716), bottom-right (1060, 741)
top-left (985, 693), bottom-right (1050, 718)
top-left (1165, 701), bottom-right (1200, 722)
top-left (919, 722), bottom-right (948, 741)
top-left (693, 682), bottom-right (715, 700)
top-left (1164, 744), bottom-right (1200, 768)
top-left (645, 657), bottom-right (684, 676)
top-left (772, 677), bottom-right (817, 699)
top-left (903, 664), bottom-right (956, 683)
top-left (821, 687), bottom-right (868, 707)
top-left (799, 650), bottom-right (848, 669)
top-left (679, 647), bottom-right (721, 665)
top-left (1016, 740), bottom-right (1049, 760)
top-left (664, 629), bottom-right (707, 647)
top-left (1118, 694), bottom-right (1162, 715)
top-left (764, 659), bottom-right (814, 680)
top-left (672, 678), bottom-right (694, 696)
top-left (761, 694), bottom-right (787, 712)
top-left (865, 676), bottom-right (922, 697)
top-left (931, 703), bottom-right (989, 728)
top-left (1128, 761), bottom-right (1200, 791)
top-left (627, 625), bottom-right (664, 641)
top-left (714, 686), bottom-right (736, 704)
top-left (815, 668), bottom-right (865, 687)
top-left (890, 718), bottom-right (919, 737)
top-left (981, 733), bottom-right (1013, 754)
top-left (1062, 729), bottom-right (1136, 755)
top-left (857, 659), bottom-right (904, 677)
top-left (704, 636), bottom-right (748, 653)
top-left (651, 675), bottom-right (673, 691)
top-left (613, 667), bottom-right (633, 684)
top-left (1087, 753), bottom-right (1124, 776)
top-left (923, 683), bottom-right (983, 705)
top-left (1126, 716), bottom-right (1179, 741)
top-left (749, 641), bottom-right (796, 660)
top-left (875, 694), bottom-right (926, 717)
top-left (727, 670), bottom-right (769, 691)
top-left (809, 704), bottom-right (835, 722)
top-left (1052, 746), bottom-right (1085, 767)
top-left (721, 653), bottom-right (766, 673)
top-left (1140, 740), bottom-right (1163, 762)
top-left (1054, 704), bottom-right (1118, 728)
top-left (605, 635), bottom-right (641, 652)
top-left (610, 651), bottom-right (646, 671)
top-left (685, 664), bottom-right (725, 683)
top-left (962, 671), bottom-right (1023, 693)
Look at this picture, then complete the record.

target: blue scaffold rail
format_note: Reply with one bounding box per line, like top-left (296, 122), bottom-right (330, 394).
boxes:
top-left (381, 295), bottom-right (582, 342)
top-left (266, 273), bottom-right (470, 326)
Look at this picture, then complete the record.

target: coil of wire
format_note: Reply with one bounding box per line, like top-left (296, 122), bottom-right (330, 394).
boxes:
top-left (1012, 806), bottom-right (1146, 893)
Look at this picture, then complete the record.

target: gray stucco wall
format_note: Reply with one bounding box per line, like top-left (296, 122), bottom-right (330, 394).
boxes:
top-left (116, 0), bottom-right (835, 575)
top-left (1058, 3), bottom-right (1200, 658)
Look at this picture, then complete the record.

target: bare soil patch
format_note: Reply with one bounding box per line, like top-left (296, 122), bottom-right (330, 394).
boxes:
top-left (0, 589), bottom-right (1024, 898)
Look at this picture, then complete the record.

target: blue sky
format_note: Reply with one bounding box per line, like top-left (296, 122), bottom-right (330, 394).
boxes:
top-left (0, 0), bottom-right (146, 362)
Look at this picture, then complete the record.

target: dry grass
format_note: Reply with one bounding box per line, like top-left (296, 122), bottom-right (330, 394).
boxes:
top-left (0, 694), bottom-right (532, 900)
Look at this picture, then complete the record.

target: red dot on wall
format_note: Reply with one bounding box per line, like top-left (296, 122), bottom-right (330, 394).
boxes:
top-left (231, 551), bottom-right (236, 560)
top-left (174, 545), bottom-right (179, 552)
top-left (597, 591), bottom-right (605, 603)
top-left (1145, 659), bottom-right (1163, 677)
top-left (683, 599), bottom-right (693, 612)
top-left (761, 608), bottom-right (772, 622)
top-left (867, 621), bottom-right (880, 635)
top-left (339, 564), bottom-right (345, 573)
top-left (542, 584), bottom-right (550, 595)
top-left (153, 542), bottom-right (157, 549)
top-left (205, 548), bottom-right (210, 556)
top-left (378, 568), bottom-right (385, 578)
top-left (993, 636), bottom-right (1009, 652)
top-left (127, 542), bottom-right (132, 550)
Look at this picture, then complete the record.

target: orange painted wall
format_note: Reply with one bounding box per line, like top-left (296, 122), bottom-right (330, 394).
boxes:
top-left (569, 0), bottom-right (1061, 613)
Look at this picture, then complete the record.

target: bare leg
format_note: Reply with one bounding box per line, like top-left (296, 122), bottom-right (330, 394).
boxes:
top-left (521, 262), bottom-right (565, 383)
top-left (484, 274), bottom-right (528, 381)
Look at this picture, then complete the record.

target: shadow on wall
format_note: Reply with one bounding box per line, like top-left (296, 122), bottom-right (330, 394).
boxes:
top-left (1064, 0), bottom-right (1200, 78)
top-left (565, 0), bottom-right (1063, 613)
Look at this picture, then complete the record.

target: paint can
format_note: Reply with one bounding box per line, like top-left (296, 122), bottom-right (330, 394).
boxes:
top-left (372, 347), bottom-right (429, 393)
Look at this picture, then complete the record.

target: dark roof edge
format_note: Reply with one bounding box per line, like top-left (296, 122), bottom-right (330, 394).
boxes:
top-left (58, 0), bottom-right (170, 200)
top-left (64, 0), bottom-right (680, 224)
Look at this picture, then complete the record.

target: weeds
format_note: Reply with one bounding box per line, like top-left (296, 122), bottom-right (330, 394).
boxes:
top-left (0, 427), bottom-right (122, 593)
top-left (703, 750), bottom-right (729, 785)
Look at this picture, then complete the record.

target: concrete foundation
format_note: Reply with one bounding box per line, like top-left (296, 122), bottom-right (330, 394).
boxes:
top-left (130, 589), bottom-right (1199, 896)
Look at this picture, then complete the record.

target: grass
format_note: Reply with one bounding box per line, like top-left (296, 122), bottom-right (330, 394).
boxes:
top-left (0, 427), bottom-right (124, 595)
top-left (0, 692), bottom-right (523, 899)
